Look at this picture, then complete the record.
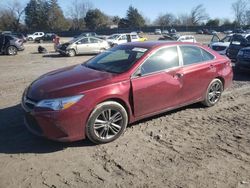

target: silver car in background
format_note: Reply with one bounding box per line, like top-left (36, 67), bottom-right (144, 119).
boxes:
top-left (57, 36), bottom-right (110, 57)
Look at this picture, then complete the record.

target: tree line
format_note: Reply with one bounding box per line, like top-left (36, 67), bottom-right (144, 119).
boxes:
top-left (0, 0), bottom-right (250, 32)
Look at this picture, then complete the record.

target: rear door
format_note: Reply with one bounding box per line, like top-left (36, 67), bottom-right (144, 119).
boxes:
top-left (177, 45), bottom-right (217, 104)
top-left (88, 37), bottom-right (102, 53)
top-left (131, 46), bottom-right (183, 117)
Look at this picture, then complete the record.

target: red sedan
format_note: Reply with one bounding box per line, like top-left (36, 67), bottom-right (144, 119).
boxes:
top-left (22, 42), bottom-right (233, 144)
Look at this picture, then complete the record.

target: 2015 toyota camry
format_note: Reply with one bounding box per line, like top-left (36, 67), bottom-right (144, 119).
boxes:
top-left (22, 41), bottom-right (233, 144)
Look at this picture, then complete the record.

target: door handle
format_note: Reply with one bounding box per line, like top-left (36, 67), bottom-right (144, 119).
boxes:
top-left (174, 73), bottom-right (184, 79)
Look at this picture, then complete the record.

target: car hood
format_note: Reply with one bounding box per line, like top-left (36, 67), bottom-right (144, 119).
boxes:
top-left (211, 42), bottom-right (230, 47)
top-left (27, 64), bottom-right (116, 101)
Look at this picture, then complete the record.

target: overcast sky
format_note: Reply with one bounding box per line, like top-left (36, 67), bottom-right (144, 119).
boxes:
top-left (1, 0), bottom-right (238, 21)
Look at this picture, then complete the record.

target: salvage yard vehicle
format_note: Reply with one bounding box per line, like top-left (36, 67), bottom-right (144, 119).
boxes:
top-left (57, 36), bottom-right (110, 56)
top-left (0, 34), bottom-right (24, 55)
top-left (27, 32), bottom-right (45, 41)
top-left (226, 34), bottom-right (250, 61)
top-left (34, 33), bottom-right (56, 43)
top-left (22, 41), bottom-right (233, 144)
top-left (160, 34), bottom-right (196, 43)
top-left (106, 33), bottom-right (140, 46)
top-left (209, 34), bottom-right (233, 55)
top-left (235, 47), bottom-right (250, 71)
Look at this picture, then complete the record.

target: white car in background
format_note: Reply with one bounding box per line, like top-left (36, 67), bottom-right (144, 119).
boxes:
top-left (209, 34), bottom-right (233, 55)
top-left (27, 32), bottom-right (45, 41)
top-left (177, 35), bottom-right (196, 43)
top-left (106, 33), bottom-right (140, 46)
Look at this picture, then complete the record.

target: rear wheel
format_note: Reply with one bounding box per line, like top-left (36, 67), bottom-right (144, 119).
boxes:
top-left (86, 101), bottom-right (128, 144)
top-left (202, 79), bottom-right (223, 107)
top-left (28, 37), bottom-right (33, 41)
top-left (67, 49), bottom-right (75, 57)
top-left (7, 46), bottom-right (17, 55)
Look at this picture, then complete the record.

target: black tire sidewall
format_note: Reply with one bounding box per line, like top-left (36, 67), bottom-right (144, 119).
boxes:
top-left (86, 101), bottom-right (128, 144)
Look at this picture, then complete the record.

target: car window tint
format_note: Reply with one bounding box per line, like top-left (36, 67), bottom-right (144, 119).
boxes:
top-left (89, 38), bottom-right (100, 43)
top-left (246, 36), bottom-right (250, 42)
top-left (79, 38), bottom-right (89, 44)
top-left (180, 46), bottom-right (203, 65)
top-left (201, 48), bottom-right (214, 61)
top-left (141, 46), bottom-right (179, 75)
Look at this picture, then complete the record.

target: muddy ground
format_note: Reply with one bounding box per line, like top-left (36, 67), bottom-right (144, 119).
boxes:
top-left (0, 33), bottom-right (250, 188)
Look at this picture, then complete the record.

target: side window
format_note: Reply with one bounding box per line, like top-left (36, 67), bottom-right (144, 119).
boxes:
top-left (0, 35), bottom-right (3, 45)
top-left (34, 33), bottom-right (38, 36)
top-left (120, 35), bottom-right (127, 40)
top-left (201, 48), bottom-right (215, 61)
top-left (141, 46), bottom-right (179, 75)
top-left (79, 38), bottom-right (89, 44)
top-left (89, 38), bottom-right (100, 43)
top-left (180, 46), bottom-right (203, 65)
top-left (246, 36), bottom-right (250, 42)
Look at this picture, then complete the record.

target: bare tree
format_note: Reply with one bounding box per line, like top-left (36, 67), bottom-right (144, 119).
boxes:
top-left (0, 0), bottom-right (25, 31)
top-left (176, 13), bottom-right (193, 26)
top-left (190, 4), bottom-right (209, 25)
top-left (68, 0), bottom-right (93, 30)
top-left (232, 0), bottom-right (248, 25)
top-left (154, 13), bottom-right (176, 28)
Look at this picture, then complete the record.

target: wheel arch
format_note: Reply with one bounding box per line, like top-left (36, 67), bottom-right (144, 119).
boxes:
top-left (215, 76), bottom-right (225, 90)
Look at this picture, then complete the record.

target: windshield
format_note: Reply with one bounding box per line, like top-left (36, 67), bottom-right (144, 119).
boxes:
top-left (69, 37), bottom-right (82, 44)
top-left (107, 34), bottom-right (120, 40)
top-left (84, 45), bottom-right (148, 73)
top-left (221, 36), bottom-right (232, 42)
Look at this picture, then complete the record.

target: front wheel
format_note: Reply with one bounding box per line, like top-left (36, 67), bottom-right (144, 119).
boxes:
top-left (86, 101), bottom-right (128, 144)
top-left (7, 46), bottom-right (17, 55)
top-left (202, 79), bottom-right (223, 107)
top-left (67, 49), bottom-right (76, 57)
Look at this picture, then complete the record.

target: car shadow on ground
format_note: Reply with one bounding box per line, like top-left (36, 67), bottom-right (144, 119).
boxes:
top-left (0, 104), bottom-right (95, 154)
top-left (233, 68), bottom-right (250, 81)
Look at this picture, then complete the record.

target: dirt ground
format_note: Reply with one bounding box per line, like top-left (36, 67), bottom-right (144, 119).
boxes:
top-left (0, 33), bottom-right (250, 188)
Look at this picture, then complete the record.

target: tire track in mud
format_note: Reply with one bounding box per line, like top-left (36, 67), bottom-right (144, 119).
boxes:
top-left (89, 84), bottom-right (250, 187)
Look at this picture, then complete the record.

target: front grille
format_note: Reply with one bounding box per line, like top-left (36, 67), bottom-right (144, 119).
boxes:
top-left (25, 113), bottom-right (43, 135)
top-left (212, 46), bottom-right (227, 51)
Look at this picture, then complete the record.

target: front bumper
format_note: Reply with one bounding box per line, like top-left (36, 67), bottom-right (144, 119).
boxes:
top-left (21, 97), bottom-right (88, 142)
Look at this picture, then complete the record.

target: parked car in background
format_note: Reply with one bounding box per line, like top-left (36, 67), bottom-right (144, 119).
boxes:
top-left (160, 34), bottom-right (196, 43)
top-left (197, 30), bottom-right (204, 34)
top-left (34, 33), bottom-right (56, 43)
top-left (223, 30), bottom-right (233, 34)
top-left (106, 33), bottom-right (140, 46)
top-left (162, 30), bottom-right (169, 36)
top-left (233, 28), bottom-right (245, 34)
top-left (154, 29), bottom-right (162, 34)
top-left (22, 41), bottom-right (233, 143)
top-left (236, 47), bottom-right (250, 71)
top-left (0, 34), bottom-right (24, 55)
top-left (209, 34), bottom-right (233, 55)
top-left (226, 34), bottom-right (250, 61)
top-left (202, 29), bottom-right (217, 35)
top-left (57, 36), bottom-right (110, 57)
top-left (138, 36), bottom-right (147, 42)
top-left (73, 32), bottom-right (97, 38)
top-left (27, 32), bottom-right (45, 41)
top-left (11, 33), bottom-right (27, 43)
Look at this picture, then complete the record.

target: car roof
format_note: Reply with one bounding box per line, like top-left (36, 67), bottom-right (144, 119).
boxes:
top-left (120, 41), bottom-right (201, 49)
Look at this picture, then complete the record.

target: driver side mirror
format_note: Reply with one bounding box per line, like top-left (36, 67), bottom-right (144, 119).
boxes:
top-left (133, 67), bottom-right (142, 78)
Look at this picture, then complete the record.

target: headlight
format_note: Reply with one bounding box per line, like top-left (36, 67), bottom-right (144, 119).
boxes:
top-left (238, 50), bottom-right (244, 56)
top-left (36, 95), bottom-right (84, 111)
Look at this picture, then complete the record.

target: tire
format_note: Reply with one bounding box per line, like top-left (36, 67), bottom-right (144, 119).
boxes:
top-left (86, 101), bottom-right (128, 144)
top-left (67, 49), bottom-right (75, 57)
top-left (28, 37), bottom-right (33, 41)
top-left (202, 79), bottom-right (223, 107)
top-left (6, 46), bottom-right (17, 55)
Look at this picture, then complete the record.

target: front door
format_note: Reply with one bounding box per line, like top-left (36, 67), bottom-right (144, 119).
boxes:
top-left (131, 46), bottom-right (183, 117)
top-left (76, 37), bottom-right (90, 54)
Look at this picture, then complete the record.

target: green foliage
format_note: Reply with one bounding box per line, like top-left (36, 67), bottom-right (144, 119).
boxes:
top-left (25, 0), bottom-right (69, 31)
top-left (84, 9), bottom-right (109, 30)
top-left (118, 18), bottom-right (130, 28)
top-left (25, 0), bottom-right (50, 30)
top-left (206, 19), bottom-right (220, 27)
top-left (47, 0), bottom-right (69, 31)
top-left (126, 6), bottom-right (145, 28)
